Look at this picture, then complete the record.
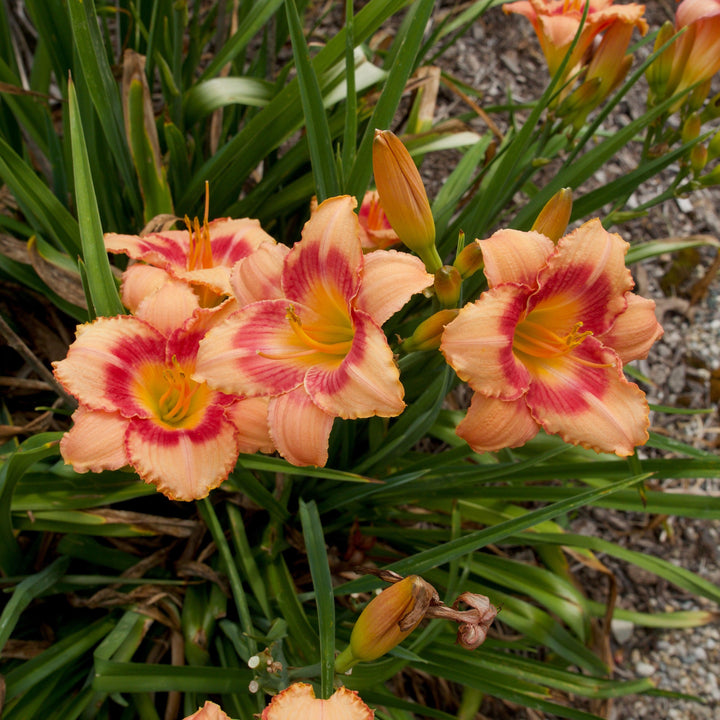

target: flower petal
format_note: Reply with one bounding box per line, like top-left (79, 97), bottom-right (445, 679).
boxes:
top-left (60, 406), bottom-right (129, 472)
top-left (283, 196), bottom-right (362, 308)
top-left (183, 701), bottom-right (232, 720)
top-left (121, 264), bottom-right (172, 313)
top-left (206, 217), bottom-right (275, 266)
top-left (456, 393), bottom-right (539, 453)
top-left (441, 286), bottom-right (531, 400)
top-left (53, 316), bottom-right (165, 416)
top-left (525, 337), bottom-right (650, 456)
top-left (354, 249), bottom-right (432, 326)
top-left (105, 229), bottom-right (189, 268)
top-left (305, 310), bottom-right (405, 419)
top-left (528, 219), bottom-right (633, 337)
top-left (597, 293), bottom-right (663, 364)
top-left (134, 278), bottom-right (201, 335)
top-left (262, 683), bottom-right (373, 720)
top-left (230, 241), bottom-right (289, 306)
top-left (194, 300), bottom-right (321, 397)
top-left (126, 404), bottom-right (240, 500)
top-left (268, 388), bottom-right (334, 467)
top-left (479, 229), bottom-right (554, 288)
top-left (226, 396), bottom-right (275, 454)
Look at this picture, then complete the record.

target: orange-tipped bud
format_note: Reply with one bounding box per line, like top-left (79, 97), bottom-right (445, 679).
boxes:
top-left (646, 21), bottom-right (676, 100)
top-left (531, 188), bottom-right (573, 242)
top-left (401, 309), bottom-right (460, 352)
top-left (335, 575), bottom-right (432, 672)
top-left (372, 130), bottom-right (441, 272)
top-left (453, 238), bottom-right (484, 279)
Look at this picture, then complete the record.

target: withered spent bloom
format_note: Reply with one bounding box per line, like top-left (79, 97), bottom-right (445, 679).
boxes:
top-left (335, 568), bottom-right (497, 672)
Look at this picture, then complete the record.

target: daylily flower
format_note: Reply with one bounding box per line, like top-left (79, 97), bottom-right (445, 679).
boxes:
top-left (262, 683), bottom-right (374, 720)
top-left (503, 1), bottom-right (647, 83)
top-left (665, 0), bottom-right (720, 104)
top-left (440, 220), bottom-right (663, 456)
top-left (106, 206), bottom-right (274, 311)
top-left (183, 702), bottom-right (232, 720)
top-left (194, 195), bottom-right (432, 467)
top-left (53, 306), bottom-right (273, 501)
top-left (357, 190), bottom-right (401, 250)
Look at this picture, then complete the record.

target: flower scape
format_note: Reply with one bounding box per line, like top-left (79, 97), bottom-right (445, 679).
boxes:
top-left (3, 1), bottom-right (720, 719)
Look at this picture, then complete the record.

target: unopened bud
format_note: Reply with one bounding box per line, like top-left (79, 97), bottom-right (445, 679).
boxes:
top-left (700, 93), bottom-right (720, 123)
top-left (373, 129), bottom-right (441, 272)
top-left (708, 128), bottom-right (720, 161)
top-left (401, 309), bottom-right (459, 352)
top-left (453, 239), bottom-right (484, 279)
top-left (690, 144), bottom-right (708, 174)
top-left (555, 77), bottom-right (602, 120)
top-left (687, 78), bottom-right (712, 113)
top-left (531, 188), bottom-right (573, 242)
top-left (681, 113), bottom-right (702, 144)
top-left (698, 163), bottom-right (720, 186)
top-left (646, 21), bottom-right (676, 100)
top-left (334, 575), bottom-right (435, 672)
top-left (433, 265), bottom-right (462, 308)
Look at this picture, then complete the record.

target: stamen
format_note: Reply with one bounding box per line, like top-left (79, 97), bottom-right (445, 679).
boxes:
top-left (286, 306), bottom-right (353, 355)
top-left (157, 358), bottom-right (200, 423)
top-left (185, 181), bottom-right (214, 271)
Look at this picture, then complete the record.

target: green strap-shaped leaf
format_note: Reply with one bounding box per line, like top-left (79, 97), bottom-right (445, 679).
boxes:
top-left (285, 0), bottom-right (341, 202)
top-left (66, 0), bottom-right (141, 217)
top-left (0, 433), bottom-right (62, 576)
top-left (68, 77), bottom-right (125, 318)
top-left (299, 499), bottom-right (336, 698)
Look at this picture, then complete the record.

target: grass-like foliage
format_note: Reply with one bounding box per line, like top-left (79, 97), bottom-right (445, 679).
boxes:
top-left (1, 1), bottom-right (719, 719)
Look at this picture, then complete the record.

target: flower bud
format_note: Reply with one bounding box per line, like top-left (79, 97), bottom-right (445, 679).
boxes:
top-left (687, 78), bottom-right (712, 112)
top-left (698, 163), bottom-right (720, 186)
top-left (433, 265), bottom-right (462, 308)
top-left (373, 129), bottom-right (442, 272)
top-left (646, 21), bottom-right (676, 100)
top-left (681, 112), bottom-right (702, 144)
top-left (453, 239), bottom-right (484, 279)
top-left (334, 575), bottom-right (433, 672)
top-left (531, 188), bottom-right (573, 242)
top-left (401, 309), bottom-right (459, 352)
top-left (690, 143), bottom-right (708, 174)
top-left (707, 128), bottom-right (720, 161)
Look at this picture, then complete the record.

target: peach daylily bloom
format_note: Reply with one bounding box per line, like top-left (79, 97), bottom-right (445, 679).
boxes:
top-left (106, 215), bottom-right (274, 311)
top-left (667, 0), bottom-right (720, 100)
top-left (503, 0), bottom-right (647, 81)
top-left (440, 220), bottom-right (663, 456)
top-left (262, 683), bottom-right (374, 720)
top-left (183, 701), bottom-right (232, 720)
top-left (53, 308), bottom-right (273, 501)
top-left (194, 195), bottom-right (432, 467)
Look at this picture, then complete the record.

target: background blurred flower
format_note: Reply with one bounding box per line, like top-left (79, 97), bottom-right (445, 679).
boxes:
top-left (666, 0), bottom-right (720, 104)
top-left (504, 0), bottom-right (647, 85)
